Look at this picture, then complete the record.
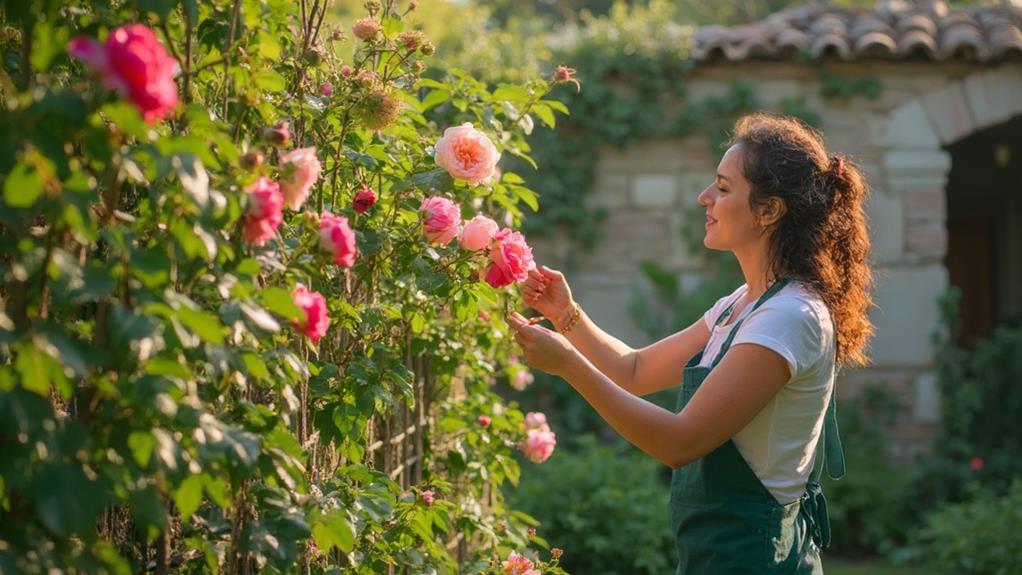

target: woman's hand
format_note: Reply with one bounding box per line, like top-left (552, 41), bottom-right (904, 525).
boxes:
top-left (505, 311), bottom-right (578, 377)
top-left (521, 265), bottom-right (576, 330)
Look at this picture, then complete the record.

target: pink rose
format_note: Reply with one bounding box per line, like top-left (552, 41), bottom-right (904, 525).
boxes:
top-left (320, 82), bottom-right (333, 97)
top-left (524, 412), bottom-right (547, 430)
top-left (242, 177), bottom-right (284, 246)
top-left (484, 228), bottom-right (535, 288)
top-left (279, 147), bottom-right (322, 210)
top-left (319, 212), bottom-right (357, 268)
top-left (511, 369), bottom-right (535, 391)
top-left (502, 552), bottom-right (540, 575)
top-left (352, 17), bottom-right (380, 41)
top-left (292, 284), bottom-right (330, 343)
top-left (970, 456), bottom-right (984, 471)
top-left (478, 415), bottom-right (491, 427)
top-left (340, 65), bottom-right (354, 78)
top-left (421, 490), bottom-right (436, 506)
top-left (68, 24), bottom-right (179, 123)
top-left (262, 121), bottom-right (292, 146)
top-left (352, 186), bottom-right (376, 214)
top-left (419, 196), bottom-right (461, 245)
top-left (433, 123), bottom-right (500, 186)
top-left (519, 427), bottom-right (556, 464)
top-left (458, 215), bottom-right (498, 251)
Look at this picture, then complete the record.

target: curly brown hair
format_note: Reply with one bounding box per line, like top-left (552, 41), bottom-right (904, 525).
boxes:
top-left (729, 114), bottom-right (874, 367)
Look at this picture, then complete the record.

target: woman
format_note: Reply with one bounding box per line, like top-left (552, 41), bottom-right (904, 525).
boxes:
top-left (506, 113), bottom-right (873, 574)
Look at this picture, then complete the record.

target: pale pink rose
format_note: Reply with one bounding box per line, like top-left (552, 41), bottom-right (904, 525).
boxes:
top-left (262, 121), bottom-right (292, 146)
top-left (511, 369), bottom-right (535, 391)
top-left (352, 17), bottom-right (380, 41)
top-left (292, 284), bottom-right (330, 343)
top-left (320, 82), bottom-right (333, 97)
top-left (352, 186), bottom-right (376, 213)
top-left (279, 147), bottom-right (322, 210)
top-left (419, 196), bottom-right (461, 245)
top-left (433, 123), bottom-right (500, 185)
top-left (340, 65), bottom-right (354, 78)
top-left (242, 177), bottom-right (284, 246)
top-left (458, 215), bottom-right (498, 251)
top-left (478, 415), bottom-right (491, 427)
top-left (502, 552), bottom-right (539, 575)
top-left (421, 490), bottom-right (436, 506)
top-left (519, 427), bottom-right (556, 464)
top-left (68, 24), bottom-right (179, 123)
top-left (319, 212), bottom-right (357, 268)
top-left (524, 412), bottom-right (547, 430)
top-left (484, 228), bottom-right (535, 288)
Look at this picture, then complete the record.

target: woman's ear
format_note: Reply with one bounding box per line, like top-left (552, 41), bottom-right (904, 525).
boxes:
top-left (757, 197), bottom-right (787, 230)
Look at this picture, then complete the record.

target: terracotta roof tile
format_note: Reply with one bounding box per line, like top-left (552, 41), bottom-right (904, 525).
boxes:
top-left (692, 0), bottom-right (1022, 63)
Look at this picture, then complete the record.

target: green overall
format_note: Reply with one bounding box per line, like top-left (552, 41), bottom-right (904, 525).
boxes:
top-left (669, 279), bottom-right (846, 574)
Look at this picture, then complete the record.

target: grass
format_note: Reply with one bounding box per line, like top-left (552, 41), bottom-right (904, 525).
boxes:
top-left (825, 558), bottom-right (926, 575)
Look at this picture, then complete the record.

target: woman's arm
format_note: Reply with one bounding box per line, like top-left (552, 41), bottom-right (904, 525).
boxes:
top-left (557, 340), bottom-right (791, 468)
top-left (522, 267), bottom-right (712, 396)
top-left (563, 313), bottom-right (711, 397)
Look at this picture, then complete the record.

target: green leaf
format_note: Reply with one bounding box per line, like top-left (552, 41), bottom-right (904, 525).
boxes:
top-left (254, 70), bottom-right (286, 92)
top-left (15, 343), bottom-right (50, 396)
top-left (242, 353), bottom-right (271, 380)
top-left (177, 307), bottom-right (225, 345)
top-left (382, 16), bottom-right (403, 37)
top-left (257, 31), bottom-right (281, 59)
top-left (542, 99), bottom-right (570, 115)
top-left (513, 186), bottom-right (540, 212)
top-left (128, 431), bottom-right (156, 468)
top-left (532, 103), bottom-right (556, 129)
top-left (3, 162), bottom-right (44, 208)
top-left (493, 84), bottom-right (530, 104)
top-left (34, 464), bottom-right (106, 537)
top-left (31, 21), bottom-right (69, 72)
top-left (173, 474), bottom-right (204, 520)
top-left (101, 102), bottom-right (148, 139)
top-left (262, 287), bottom-right (302, 321)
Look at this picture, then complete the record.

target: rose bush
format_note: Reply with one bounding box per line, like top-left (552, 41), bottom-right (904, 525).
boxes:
top-left (0, 0), bottom-right (572, 572)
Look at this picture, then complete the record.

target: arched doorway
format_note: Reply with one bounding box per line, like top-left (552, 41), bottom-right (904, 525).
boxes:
top-left (946, 117), bottom-right (1022, 345)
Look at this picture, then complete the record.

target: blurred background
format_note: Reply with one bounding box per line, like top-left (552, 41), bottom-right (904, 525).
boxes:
top-left (334, 1), bottom-right (1019, 573)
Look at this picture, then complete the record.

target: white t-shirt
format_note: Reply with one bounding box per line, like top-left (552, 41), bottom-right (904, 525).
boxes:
top-left (698, 281), bottom-right (835, 504)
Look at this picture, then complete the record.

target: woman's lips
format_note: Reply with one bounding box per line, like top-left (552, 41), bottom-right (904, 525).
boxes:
top-left (705, 216), bottom-right (717, 227)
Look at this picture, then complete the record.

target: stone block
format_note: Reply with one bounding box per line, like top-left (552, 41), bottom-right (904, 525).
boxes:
top-left (632, 174), bottom-right (678, 208)
top-left (577, 210), bottom-right (671, 273)
top-left (904, 188), bottom-right (945, 221)
top-left (877, 100), bottom-right (941, 149)
top-left (905, 219), bottom-right (947, 261)
top-left (588, 172), bottom-right (631, 210)
top-left (869, 264), bottom-right (947, 366)
top-left (572, 276), bottom-right (651, 346)
top-left (921, 81), bottom-right (977, 145)
top-left (914, 371), bottom-right (940, 423)
top-left (964, 66), bottom-right (1022, 131)
top-left (599, 140), bottom-right (686, 173)
top-left (884, 149), bottom-right (951, 189)
top-left (867, 187), bottom-right (904, 264)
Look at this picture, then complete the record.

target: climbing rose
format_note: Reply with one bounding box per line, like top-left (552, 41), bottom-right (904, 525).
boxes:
top-left (352, 17), bottom-right (380, 40)
top-left (511, 369), bottom-right (534, 391)
top-left (320, 82), bottom-right (333, 97)
top-left (970, 456), bottom-right (984, 471)
top-left (524, 412), bottom-right (547, 430)
top-left (421, 490), bottom-right (436, 506)
top-left (419, 196), bottom-right (461, 245)
top-left (502, 552), bottom-right (540, 575)
top-left (458, 215), bottom-right (498, 251)
top-left (519, 426), bottom-right (556, 464)
top-left (433, 123), bottom-right (500, 185)
top-left (292, 284), bottom-right (329, 343)
top-left (478, 415), bottom-right (492, 427)
top-left (279, 147), bottom-right (322, 210)
top-left (242, 177), bottom-right (284, 246)
top-left (68, 24), bottom-right (179, 123)
top-left (485, 228), bottom-right (535, 288)
top-left (262, 121), bottom-right (292, 146)
top-left (319, 212), bottom-right (357, 268)
top-left (352, 186), bottom-right (376, 213)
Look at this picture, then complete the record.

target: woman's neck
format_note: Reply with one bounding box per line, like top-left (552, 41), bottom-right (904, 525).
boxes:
top-left (734, 243), bottom-right (776, 300)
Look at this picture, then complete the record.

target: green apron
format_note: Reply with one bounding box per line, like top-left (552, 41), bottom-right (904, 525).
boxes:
top-left (669, 278), bottom-right (846, 574)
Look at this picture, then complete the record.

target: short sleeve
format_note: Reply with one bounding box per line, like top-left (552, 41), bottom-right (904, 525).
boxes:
top-left (702, 285), bottom-right (746, 331)
top-left (730, 293), bottom-right (829, 379)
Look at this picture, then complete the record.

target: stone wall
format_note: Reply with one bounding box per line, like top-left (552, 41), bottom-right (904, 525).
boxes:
top-left (531, 61), bottom-right (1022, 461)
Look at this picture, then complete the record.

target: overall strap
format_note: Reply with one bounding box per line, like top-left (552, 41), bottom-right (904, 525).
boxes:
top-left (810, 390), bottom-right (846, 482)
top-left (709, 277), bottom-right (791, 369)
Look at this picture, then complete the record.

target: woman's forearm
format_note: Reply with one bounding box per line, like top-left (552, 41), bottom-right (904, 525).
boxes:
top-left (560, 349), bottom-right (683, 467)
top-left (557, 307), bottom-right (639, 394)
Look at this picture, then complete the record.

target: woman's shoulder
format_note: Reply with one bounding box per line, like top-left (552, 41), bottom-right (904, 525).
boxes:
top-left (745, 280), bottom-right (834, 339)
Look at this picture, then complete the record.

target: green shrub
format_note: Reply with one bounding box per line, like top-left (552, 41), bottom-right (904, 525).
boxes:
top-left (506, 434), bottom-right (676, 574)
top-left (910, 481), bottom-right (1022, 575)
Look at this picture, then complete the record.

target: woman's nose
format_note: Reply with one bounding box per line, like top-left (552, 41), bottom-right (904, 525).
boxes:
top-left (697, 184), bottom-right (713, 207)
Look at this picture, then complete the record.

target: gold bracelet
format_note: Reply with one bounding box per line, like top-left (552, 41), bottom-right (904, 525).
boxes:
top-left (559, 303), bottom-right (582, 334)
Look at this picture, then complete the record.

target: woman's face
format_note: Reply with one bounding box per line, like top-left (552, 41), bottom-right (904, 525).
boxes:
top-left (697, 144), bottom-right (763, 252)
